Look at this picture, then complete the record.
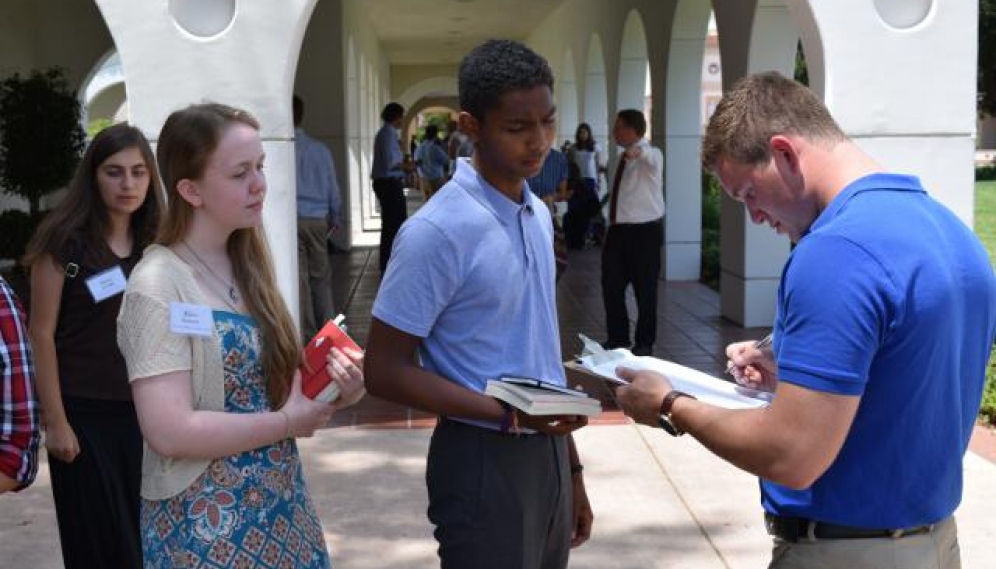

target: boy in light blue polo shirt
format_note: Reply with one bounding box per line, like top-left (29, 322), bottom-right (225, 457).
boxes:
top-left (366, 40), bottom-right (593, 569)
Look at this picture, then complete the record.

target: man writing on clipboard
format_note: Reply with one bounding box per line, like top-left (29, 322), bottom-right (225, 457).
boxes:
top-left (616, 72), bottom-right (996, 569)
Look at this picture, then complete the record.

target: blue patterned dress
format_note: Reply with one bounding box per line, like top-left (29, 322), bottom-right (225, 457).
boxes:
top-left (141, 312), bottom-right (331, 568)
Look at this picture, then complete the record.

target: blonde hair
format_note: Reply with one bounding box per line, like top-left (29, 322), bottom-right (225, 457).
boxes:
top-left (702, 72), bottom-right (846, 170)
top-left (156, 103), bottom-right (299, 407)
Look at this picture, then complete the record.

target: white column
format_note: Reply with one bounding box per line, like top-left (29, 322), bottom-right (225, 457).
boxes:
top-left (663, 0), bottom-right (714, 281)
top-left (806, 0), bottom-right (977, 225)
top-left (714, 0), bottom-right (794, 327)
top-left (96, 0), bottom-right (319, 327)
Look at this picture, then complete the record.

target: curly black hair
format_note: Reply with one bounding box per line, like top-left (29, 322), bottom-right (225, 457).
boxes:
top-left (458, 39), bottom-right (553, 121)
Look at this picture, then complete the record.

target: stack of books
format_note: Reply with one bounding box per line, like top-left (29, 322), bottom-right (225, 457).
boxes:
top-left (485, 377), bottom-right (602, 417)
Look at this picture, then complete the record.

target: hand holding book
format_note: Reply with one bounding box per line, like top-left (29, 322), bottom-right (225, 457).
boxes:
top-left (484, 377), bottom-right (595, 436)
top-left (301, 315), bottom-right (365, 404)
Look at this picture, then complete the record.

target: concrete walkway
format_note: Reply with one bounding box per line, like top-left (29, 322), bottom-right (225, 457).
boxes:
top-left (3, 422), bottom-right (995, 568)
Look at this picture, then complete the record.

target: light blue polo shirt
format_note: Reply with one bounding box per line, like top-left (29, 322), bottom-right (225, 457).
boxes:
top-left (372, 159), bottom-right (565, 428)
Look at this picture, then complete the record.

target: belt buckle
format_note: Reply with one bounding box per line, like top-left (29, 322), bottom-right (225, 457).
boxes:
top-left (891, 524), bottom-right (933, 539)
top-left (765, 514), bottom-right (801, 542)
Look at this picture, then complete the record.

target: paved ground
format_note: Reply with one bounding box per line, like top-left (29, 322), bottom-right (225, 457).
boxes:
top-left (4, 423), bottom-right (995, 569)
top-left (3, 192), bottom-right (995, 567)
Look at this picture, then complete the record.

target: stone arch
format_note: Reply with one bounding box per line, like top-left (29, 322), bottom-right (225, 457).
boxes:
top-left (94, 0), bottom-right (321, 315)
top-left (617, 10), bottom-right (649, 117)
top-left (397, 76), bottom-right (459, 114)
top-left (80, 50), bottom-right (128, 129)
top-left (712, 0), bottom-right (814, 326)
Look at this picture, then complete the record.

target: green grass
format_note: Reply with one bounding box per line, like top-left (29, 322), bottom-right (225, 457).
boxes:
top-left (976, 181), bottom-right (996, 426)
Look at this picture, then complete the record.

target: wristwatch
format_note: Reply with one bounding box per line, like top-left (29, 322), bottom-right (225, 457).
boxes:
top-left (658, 390), bottom-right (695, 437)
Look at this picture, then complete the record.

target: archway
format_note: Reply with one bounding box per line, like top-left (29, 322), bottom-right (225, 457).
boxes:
top-left (80, 50), bottom-right (127, 134)
top-left (618, 10), bottom-right (650, 121)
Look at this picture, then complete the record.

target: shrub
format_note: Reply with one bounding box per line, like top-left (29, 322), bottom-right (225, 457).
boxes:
top-left (700, 173), bottom-right (721, 290)
top-left (981, 349), bottom-right (996, 426)
top-left (977, 166), bottom-right (996, 181)
top-left (0, 67), bottom-right (86, 215)
top-left (0, 209), bottom-right (44, 261)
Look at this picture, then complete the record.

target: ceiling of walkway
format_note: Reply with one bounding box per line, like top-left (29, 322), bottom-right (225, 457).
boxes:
top-left (357, 0), bottom-right (568, 65)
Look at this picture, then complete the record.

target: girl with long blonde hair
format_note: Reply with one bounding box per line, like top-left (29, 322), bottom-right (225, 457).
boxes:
top-left (117, 103), bottom-right (364, 566)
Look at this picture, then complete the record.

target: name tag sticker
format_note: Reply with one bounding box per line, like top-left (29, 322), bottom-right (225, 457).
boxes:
top-left (169, 302), bottom-right (215, 337)
top-left (85, 265), bottom-right (127, 302)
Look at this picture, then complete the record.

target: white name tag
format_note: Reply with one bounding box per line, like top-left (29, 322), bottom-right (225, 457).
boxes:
top-left (169, 302), bottom-right (215, 337)
top-left (85, 265), bottom-right (127, 303)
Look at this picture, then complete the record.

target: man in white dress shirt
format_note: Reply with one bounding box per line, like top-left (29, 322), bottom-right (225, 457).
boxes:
top-left (601, 109), bottom-right (664, 356)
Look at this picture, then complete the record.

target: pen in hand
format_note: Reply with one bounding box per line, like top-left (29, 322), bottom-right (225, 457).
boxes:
top-left (725, 333), bottom-right (773, 376)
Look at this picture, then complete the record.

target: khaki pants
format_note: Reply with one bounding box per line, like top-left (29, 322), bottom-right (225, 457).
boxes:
top-left (297, 217), bottom-right (334, 339)
top-left (769, 516), bottom-right (960, 569)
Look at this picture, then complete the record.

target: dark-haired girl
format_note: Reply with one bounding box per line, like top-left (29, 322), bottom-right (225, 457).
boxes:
top-left (25, 123), bottom-right (163, 568)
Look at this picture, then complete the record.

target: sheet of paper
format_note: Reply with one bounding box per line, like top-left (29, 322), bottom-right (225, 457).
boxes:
top-left (575, 348), bottom-right (772, 410)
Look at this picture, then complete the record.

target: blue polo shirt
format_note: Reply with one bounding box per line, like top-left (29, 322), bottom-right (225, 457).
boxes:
top-left (371, 122), bottom-right (404, 180)
top-left (372, 159), bottom-right (565, 429)
top-left (763, 173), bottom-right (996, 529)
top-left (526, 149), bottom-right (568, 199)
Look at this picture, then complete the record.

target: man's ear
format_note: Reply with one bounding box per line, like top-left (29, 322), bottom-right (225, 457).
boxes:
top-left (458, 111), bottom-right (480, 145)
top-left (176, 179), bottom-right (203, 208)
top-left (769, 135), bottom-right (800, 176)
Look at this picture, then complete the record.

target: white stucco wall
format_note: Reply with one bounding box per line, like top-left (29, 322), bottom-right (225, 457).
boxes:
top-left (95, 0), bottom-right (319, 325)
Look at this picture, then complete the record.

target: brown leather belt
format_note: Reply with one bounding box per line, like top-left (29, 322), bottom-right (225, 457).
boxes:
top-left (765, 513), bottom-right (934, 542)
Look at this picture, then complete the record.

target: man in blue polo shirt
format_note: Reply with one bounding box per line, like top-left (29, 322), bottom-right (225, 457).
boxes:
top-left (371, 101), bottom-right (413, 273)
top-left (366, 40), bottom-right (593, 569)
top-left (526, 146), bottom-right (568, 213)
top-left (616, 72), bottom-right (996, 569)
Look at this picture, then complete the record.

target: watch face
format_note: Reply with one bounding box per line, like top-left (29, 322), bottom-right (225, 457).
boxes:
top-left (658, 414), bottom-right (681, 437)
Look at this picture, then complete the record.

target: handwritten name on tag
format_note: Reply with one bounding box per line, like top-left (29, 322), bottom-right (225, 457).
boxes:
top-left (169, 302), bottom-right (215, 337)
top-left (85, 266), bottom-right (127, 303)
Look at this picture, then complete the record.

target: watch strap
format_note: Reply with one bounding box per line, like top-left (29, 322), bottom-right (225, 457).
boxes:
top-left (660, 390), bottom-right (695, 416)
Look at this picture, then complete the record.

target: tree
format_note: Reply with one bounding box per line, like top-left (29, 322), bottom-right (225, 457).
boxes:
top-left (0, 68), bottom-right (86, 215)
top-left (980, 0), bottom-right (996, 117)
top-left (794, 40), bottom-right (809, 87)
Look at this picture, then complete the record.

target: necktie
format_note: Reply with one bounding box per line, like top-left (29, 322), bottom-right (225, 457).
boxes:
top-left (609, 155), bottom-right (627, 225)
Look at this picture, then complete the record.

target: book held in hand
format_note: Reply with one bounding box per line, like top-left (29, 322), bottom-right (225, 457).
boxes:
top-left (485, 377), bottom-right (603, 417)
top-left (301, 315), bottom-right (362, 403)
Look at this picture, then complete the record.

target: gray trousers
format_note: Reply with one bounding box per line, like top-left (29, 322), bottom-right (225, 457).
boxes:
top-left (769, 516), bottom-right (960, 569)
top-left (426, 418), bottom-right (572, 569)
top-left (297, 216), bottom-right (334, 339)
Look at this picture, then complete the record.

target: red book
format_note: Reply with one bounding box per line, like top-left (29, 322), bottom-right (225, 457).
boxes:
top-left (300, 317), bottom-right (361, 402)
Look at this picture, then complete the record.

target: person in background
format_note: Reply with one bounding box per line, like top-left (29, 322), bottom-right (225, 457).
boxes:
top-left (528, 147), bottom-right (571, 282)
top-left (600, 109), bottom-right (665, 356)
top-left (293, 95), bottom-right (341, 341)
top-left (23, 123), bottom-right (163, 567)
top-left (447, 117), bottom-right (475, 177)
top-left (371, 102), bottom-right (414, 273)
top-left (415, 124), bottom-right (451, 200)
top-left (526, 146), bottom-right (569, 215)
top-left (366, 39), bottom-right (593, 569)
top-left (0, 275), bottom-right (40, 494)
top-left (117, 103), bottom-right (366, 566)
top-left (563, 123), bottom-right (605, 249)
top-left (617, 72), bottom-right (996, 569)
